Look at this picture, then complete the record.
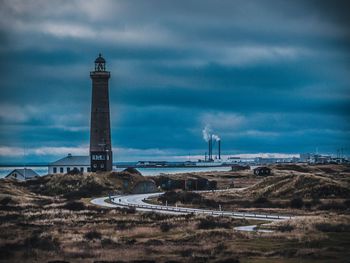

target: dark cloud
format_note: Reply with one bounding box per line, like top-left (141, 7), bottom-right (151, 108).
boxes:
top-left (0, 0), bottom-right (349, 162)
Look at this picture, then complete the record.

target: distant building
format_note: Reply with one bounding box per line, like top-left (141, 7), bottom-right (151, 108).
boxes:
top-left (48, 154), bottom-right (90, 174)
top-left (231, 164), bottom-right (250, 171)
top-left (155, 176), bottom-right (217, 191)
top-left (131, 180), bottom-right (157, 194)
top-left (5, 168), bottom-right (39, 181)
top-left (299, 153), bottom-right (333, 164)
top-left (299, 153), bottom-right (312, 163)
top-left (136, 161), bottom-right (168, 167)
top-left (253, 167), bottom-right (271, 176)
top-left (227, 157), bottom-right (241, 163)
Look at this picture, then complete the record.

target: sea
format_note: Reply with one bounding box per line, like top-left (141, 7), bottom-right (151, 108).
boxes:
top-left (0, 165), bottom-right (231, 178)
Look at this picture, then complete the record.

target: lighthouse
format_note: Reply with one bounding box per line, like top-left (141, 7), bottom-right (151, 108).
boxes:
top-left (89, 54), bottom-right (113, 172)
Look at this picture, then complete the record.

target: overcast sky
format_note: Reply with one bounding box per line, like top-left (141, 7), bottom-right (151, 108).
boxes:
top-left (0, 0), bottom-right (349, 163)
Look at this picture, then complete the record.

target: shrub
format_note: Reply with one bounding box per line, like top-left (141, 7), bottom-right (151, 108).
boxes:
top-left (277, 224), bottom-right (294, 232)
top-left (185, 213), bottom-right (194, 220)
top-left (197, 217), bottom-right (231, 229)
top-left (344, 199), bottom-right (350, 208)
top-left (215, 258), bottom-right (240, 263)
top-left (318, 202), bottom-right (347, 211)
top-left (63, 201), bottom-right (86, 211)
top-left (84, 230), bottom-right (102, 240)
top-left (101, 238), bottom-right (118, 248)
top-left (67, 168), bottom-right (81, 175)
top-left (158, 191), bottom-right (203, 205)
top-left (24, 233), bottom-right (60, 251)
top-left (0, 197), bottom-right (12, 206)
top-left (141, 212), bottom-right (173, 221)
top-left (290, 197), bottom-right (304, 209)
top-left (201, 198), bottom-right (220, 208)
top-left (145, 239), bottom-right (163, 246)
top-left (120, 237), bottom-right (136, 245)
top-left (213, 243), bottom-right (227, 254)
top-left (115, 206), bottom-right (136, 214)
top-left (315, 223), bottom-right (350, 232)
top-left (35, 199), bottom-right (53, 206)
top-left (254, 197), bottom-right (269, 204)
top-left (63, 183), bottom-right (107, 199)
top-left (253, 196), bottom-right (272, 208)
top-left (160, 222), bottom-right (172, 232)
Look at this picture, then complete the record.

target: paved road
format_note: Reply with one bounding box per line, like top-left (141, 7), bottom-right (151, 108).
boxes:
top-left (91, 191), bottom-right (292, 223)
top-left (234, 225), bottom-right (274, 232)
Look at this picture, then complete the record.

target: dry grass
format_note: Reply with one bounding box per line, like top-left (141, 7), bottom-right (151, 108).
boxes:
top-left (0, 164), bottom-right (350, 262)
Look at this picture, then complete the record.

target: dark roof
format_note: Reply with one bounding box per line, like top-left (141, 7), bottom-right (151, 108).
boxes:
top-left (95, 53), bottom-right (105, 63)
top-left (49, 155), bottom-right (90, 166)
top-left (6, 168), bottom-right (39, 179)
top-left (253, 166), bottom-right (271, 171)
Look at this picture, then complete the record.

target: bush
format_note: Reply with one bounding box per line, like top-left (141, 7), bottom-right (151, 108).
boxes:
top-left (120, 237), bottom-right (136, 245)
top-left (101, 238), bottom-right (118, 248)
top-left (201, 198), bottom-right (220, 208)
top-left (158, 191), bottom-right (203, 205)
top-left (253, 197), bottom-right (271, 208)
top-left (160, 222), bottom-right (172, 232)
top-left (290, 197), bottom-right (304, 209)
top-left (115, 206), bottom-right (136, 214)
top-left (318, 202), bottom-right (347, 211)
top-left (63, 201), bottom-right (86, 211)
top-left (277, 224), bottom-right (294, 232)
top-left (141, 212), bottom-right (174, 221)
top-left (84, 230), bottom-right (102, 240)
top-left (197, 217), bottom-right (231, 229)
top-left (185, 213), bottom-right (194, 220)
top-left (63, 182), bottom-right (107, 199)
top-left (344, 199), bottom-right (350, 208)
top-left (67, 168), bottom-right (81, 175)
top-left (0, 197), bottom-right (13, 206)
top-left (254, 197), bottom-right (269, 204)
top-left (315, 223), bottom-right (350, 232)
top-left (215, 258), bottom-right (240, 263)
top-left (35, 199), bottom-right (53, 206)
top-left (24, 233), bottom-right (60, 251)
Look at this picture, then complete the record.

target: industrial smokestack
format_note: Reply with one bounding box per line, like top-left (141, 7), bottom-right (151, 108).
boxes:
top-left (218, 140), bottom-right (221, 159)
top-left (208, 136), bottom-right (211, 161)
top-left (208, 135), bottom-right (213, 161)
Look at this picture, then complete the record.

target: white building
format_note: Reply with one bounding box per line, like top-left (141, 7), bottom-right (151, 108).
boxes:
top-left (5, 168), bottom-right (39, 181)
top-left (48, 154), bottom-right (90, 174)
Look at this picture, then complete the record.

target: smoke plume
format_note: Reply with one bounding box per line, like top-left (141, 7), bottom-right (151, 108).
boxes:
top-left (212, 134), bottom-right (220, 141)
top-left (202, 126), bottom-right (212, 142)
top-left (202, 125), bottom-right (220, 142)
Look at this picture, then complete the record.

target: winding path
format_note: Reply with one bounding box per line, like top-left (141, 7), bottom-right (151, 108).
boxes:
top-left (91, 191), bottom-right (293, 230)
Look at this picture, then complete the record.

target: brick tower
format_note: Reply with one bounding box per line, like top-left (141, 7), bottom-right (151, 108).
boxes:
top-left (89, 54), bottom-right (113, 172)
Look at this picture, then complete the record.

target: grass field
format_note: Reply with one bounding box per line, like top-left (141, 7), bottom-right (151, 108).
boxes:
top-left (0, 164), bottom-right (349, 262)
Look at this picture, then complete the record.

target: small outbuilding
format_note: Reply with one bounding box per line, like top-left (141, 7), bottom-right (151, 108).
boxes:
top-left (253, 167), bottom-right (271, 176)
top-left (131, 180), bottom-right (158, 194)
top-left (155, 176), bottom-right (217, 191)
top-left (5, 168), bottom-right (39, 181)
top-left (231, 164), bottom-right (250, 171)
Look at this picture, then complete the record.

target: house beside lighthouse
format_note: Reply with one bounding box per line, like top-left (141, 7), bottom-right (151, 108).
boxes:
top-left (48, 54), bottom-right (114, 174)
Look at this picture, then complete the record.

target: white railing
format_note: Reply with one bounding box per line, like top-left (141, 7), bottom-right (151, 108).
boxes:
top-left (111, 198), bottom-right (292, 220)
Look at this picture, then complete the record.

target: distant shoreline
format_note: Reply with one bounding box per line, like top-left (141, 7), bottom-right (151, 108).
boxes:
top-left (0, 163), bottom-right (232, 168)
